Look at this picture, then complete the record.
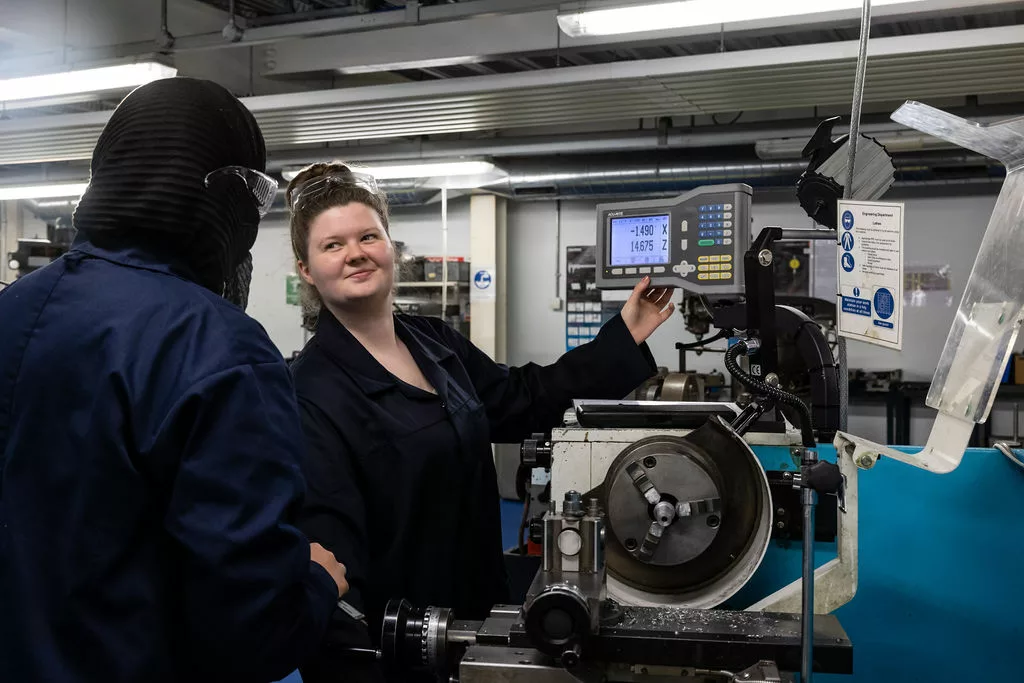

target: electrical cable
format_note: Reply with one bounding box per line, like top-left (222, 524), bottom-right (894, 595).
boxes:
top-left (994, 443), bottom-right (1024, 472)
top-left (724, 340), bottom-right (816, 447)
top-left (676, 329), bottom-right (729, 350)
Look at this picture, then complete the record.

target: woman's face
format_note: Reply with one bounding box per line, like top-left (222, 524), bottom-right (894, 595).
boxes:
top-left (298, 202), bottom-right (395, 312)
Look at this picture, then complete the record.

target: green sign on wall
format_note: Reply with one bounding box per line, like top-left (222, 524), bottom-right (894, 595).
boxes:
top-left (285, 273), bottom-right (301, 306)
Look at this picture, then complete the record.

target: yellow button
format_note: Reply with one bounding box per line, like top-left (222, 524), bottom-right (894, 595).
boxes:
top-left (709, 264), bottom-right (720, 271)
top-left (698, 256), bottom-right (709, 263)
top-left (697, 273), bottom-right (710, 280)
top-left (710, 255), bottom-right (721, 262)
top-left (709, 272), bottom-right (722, 280)
top-left (721, 255), bottom-right (732, 262)
top-left (721, 263), bottom-right (732, 271)
top-left (698, 264), bottom-right (709, 272)
top-left (720, 272), bottom-right (732, 279)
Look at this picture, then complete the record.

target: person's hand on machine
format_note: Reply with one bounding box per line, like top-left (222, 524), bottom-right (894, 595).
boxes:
top-left (310, 542), bottom-right (349, 597)
top-left (621, 276), bottom-right (675, 344)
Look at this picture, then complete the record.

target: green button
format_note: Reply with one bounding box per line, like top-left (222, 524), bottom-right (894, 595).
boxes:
top-left (698, 239), bottom-right (715, 247)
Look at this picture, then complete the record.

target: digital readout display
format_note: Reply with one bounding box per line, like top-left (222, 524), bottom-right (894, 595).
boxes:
top-left (609, 214), bottom-right (671, 266)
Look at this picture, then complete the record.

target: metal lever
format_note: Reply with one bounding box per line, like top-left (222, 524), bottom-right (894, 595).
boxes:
top-left (802, 459), bottom-right (846, 513)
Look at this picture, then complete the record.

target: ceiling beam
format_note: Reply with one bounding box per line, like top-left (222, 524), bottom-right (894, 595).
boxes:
top-left (260, 0), bottom-right (1021, 76)
top-left (1, 25), bottom-right (1022, 165)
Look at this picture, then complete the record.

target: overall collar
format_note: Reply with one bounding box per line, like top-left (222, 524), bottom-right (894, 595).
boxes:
top-left (71, 234), bottom-right (202, 285)
top-left (315, 309), bottom-right (455, 402)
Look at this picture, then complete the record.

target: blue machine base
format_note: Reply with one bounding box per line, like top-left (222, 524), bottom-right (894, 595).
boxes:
top-left (719, 444), bottom-right (1023, 681)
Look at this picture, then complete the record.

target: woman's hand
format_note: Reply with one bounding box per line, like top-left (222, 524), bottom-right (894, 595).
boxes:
top-left (621, 276), bottom-right (676, 345)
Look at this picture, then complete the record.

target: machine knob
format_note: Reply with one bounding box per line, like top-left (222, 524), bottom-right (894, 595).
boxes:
top-left (380, 599), bottom-right (452, 670)
top-left (522, 433), bottom-right (552, 468)
top-left (562, 490), bottom-right (584, 517)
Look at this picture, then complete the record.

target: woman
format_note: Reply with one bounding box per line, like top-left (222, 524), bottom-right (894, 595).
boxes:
top-left (287, 163), bottom-right (674, 679)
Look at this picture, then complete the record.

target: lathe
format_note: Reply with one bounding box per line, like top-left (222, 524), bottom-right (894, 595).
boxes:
top-left (359, 102), bottom-right (1024, 683)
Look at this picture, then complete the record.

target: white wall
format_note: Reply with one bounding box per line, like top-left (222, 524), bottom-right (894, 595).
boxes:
top-left (248, 220), bottom-right (306, 357)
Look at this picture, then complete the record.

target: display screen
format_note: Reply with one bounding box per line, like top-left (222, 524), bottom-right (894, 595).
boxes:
top-left (609, 214), bottom-right (671, 266)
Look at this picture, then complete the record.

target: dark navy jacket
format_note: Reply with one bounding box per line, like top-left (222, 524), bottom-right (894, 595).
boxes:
top-left (291, 309), bottom-right (657, 681)
top-left (0, 239), bottom-right (337, 683)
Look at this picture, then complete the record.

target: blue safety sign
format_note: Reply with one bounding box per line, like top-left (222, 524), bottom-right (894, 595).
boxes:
top-left (841, 210), bottom-right (854, 230)
top-left (473, 270), bottom-right (492, 289)
top-left (873, 288), bottom-right (895, 319)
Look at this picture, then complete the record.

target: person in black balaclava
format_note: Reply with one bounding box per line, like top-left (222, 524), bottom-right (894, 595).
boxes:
top-left (73, 76), bottom-right (264, 308)
top-left (0, 77), bottom-right (348, 683)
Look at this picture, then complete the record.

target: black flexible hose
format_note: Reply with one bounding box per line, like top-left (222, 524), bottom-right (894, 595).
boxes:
top-left (675, 329), bottom-right (729, 350)
top-left (725, 340), bottom-right (816, 447)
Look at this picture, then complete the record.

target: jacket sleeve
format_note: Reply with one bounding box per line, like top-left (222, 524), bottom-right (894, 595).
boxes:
top-left (432, 313), bottom-right (657, 443)
top-left (294, 397), bottom-right (386, 683)
top-left (158, 361), bottom-right (338, 682)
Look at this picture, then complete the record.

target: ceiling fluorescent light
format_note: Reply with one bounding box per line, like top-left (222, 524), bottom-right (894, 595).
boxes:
top-left (339, 56), bottom-right (483, 75)
top-left (282, 161), bottom-right (498, 182)
top-left (0, 182), bottom-right (89, 201)
top-left (557, 0), bottom-right (930, 37)
top-left (0, 62), bottom-right (177, 103)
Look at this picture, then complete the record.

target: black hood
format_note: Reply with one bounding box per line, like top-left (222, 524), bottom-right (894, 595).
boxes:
top-left (73, 77), bottom-right (266, 305)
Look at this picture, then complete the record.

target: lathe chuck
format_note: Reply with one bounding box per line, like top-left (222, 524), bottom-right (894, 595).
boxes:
top-left (595, 417), bottom-right (772, 608)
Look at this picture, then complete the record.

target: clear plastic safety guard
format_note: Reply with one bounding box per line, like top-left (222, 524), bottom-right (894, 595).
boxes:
top-left (835, 102), bottom-right (1024, 473)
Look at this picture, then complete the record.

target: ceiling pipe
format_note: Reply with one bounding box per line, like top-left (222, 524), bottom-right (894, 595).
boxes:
top-left (264, 110), bottom-right (1015, 171)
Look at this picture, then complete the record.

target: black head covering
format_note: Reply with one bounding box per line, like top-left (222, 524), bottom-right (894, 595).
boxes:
top-left (73, 77), bottom-right (266, 307)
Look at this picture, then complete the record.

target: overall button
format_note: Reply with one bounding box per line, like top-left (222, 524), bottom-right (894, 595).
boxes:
top-left (625, 267), bottom-right (637, 275)
top-left (720, 272), bottom-right (732, 279)
top-left (723, 238), bottom-right (733, 245)
top-left (721, 263), bottom-right (733, 271)
top-left (698, 264), bottom-right (710, 272)
top-left (611, 268), bottom-right (623, 275)
top-left (709, 272), bottom-right (722, 280)
top-left (697, 273), bottom-right (710, 280)
top-left (638, 267), bottom-right (651, 274)
top-left (698, 255), bottom-right (710, 263)
top-left (653, 266), bottom-right (666, 273)
top-left (721, 255), bottom-right (733, 262)
top-left (681, 220), bottom-right (688, 232)
top-left (709, 255), bottom-right (721, 262)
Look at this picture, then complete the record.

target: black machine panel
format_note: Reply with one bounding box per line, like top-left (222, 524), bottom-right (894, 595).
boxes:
top-left (595, 184), bottom-right (753, 295)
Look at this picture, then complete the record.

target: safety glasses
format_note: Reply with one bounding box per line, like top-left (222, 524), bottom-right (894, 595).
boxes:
top-left (289, 170), bottom-right (382, 212)
top-left (204, 165), bottom-right (279, 217)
